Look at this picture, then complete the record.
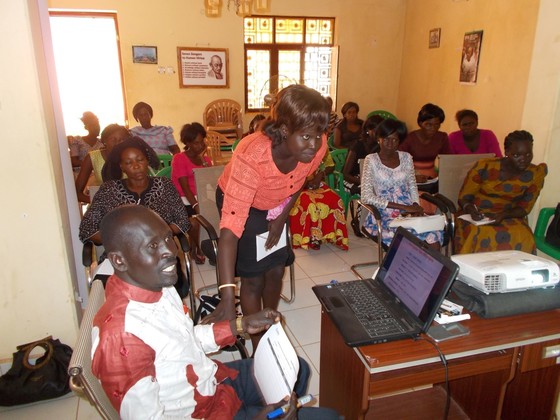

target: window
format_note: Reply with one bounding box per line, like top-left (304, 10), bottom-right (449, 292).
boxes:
top-left (244, 16), bottom-right (337, 112)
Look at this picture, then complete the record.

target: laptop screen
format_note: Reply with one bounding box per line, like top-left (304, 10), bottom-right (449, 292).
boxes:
top-left (376, 227), bottom-right (458, 326)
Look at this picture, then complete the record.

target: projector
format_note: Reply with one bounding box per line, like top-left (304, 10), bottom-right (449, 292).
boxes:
top-left (451, 250), bottom-right (559, 294)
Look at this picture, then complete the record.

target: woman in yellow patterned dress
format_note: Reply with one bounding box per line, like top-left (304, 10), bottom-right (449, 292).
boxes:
top-left (455, 130), bottom-right (547, 254)
top-left (289, 149), bottom-right (348, 250)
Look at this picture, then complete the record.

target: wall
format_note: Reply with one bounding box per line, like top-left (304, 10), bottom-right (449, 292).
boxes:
top-left (0, 0), bottom-right (79, 358)
top-left (48, 0), bottom-right (406, 134)
top-left (521, 0), bottom-right (560, 208)
top-left (397, 0), bottom-right (539, 155)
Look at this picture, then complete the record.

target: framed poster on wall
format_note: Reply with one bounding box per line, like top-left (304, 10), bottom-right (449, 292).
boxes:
top-left (177, 47), bottom-right (229, 88)
top-left (460, 31), bottom-right (483, 84)
top-left (429, 28), bottom-right (441, 48)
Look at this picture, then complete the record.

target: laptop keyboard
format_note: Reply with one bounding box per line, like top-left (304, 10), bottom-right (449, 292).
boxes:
top-left (338, 281), bottom-right (405, 338)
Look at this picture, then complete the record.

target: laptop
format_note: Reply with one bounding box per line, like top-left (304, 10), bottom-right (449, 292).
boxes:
top-left (313, 227), bottom-right (459, 347)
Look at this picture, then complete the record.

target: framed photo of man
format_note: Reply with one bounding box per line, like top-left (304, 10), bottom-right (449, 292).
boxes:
top-left (177, 47), bottom-right (229, 88)
top-left (460, 30), bottom-right (483, 84)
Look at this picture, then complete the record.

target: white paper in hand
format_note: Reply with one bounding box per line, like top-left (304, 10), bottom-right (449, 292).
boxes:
top-left (253, 323), bottom-right (299, 404)
top-left (458, 214), bottom-right (495, 226)
top-left (255, 225), bottom-right (287, 262)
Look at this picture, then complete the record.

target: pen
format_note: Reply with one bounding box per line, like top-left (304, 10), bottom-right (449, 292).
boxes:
top-left (266, 394), bottom-right (313, 419)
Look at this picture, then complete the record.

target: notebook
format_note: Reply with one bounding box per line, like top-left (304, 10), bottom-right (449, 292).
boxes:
top-left (312, 227), bottom-right (459, 347)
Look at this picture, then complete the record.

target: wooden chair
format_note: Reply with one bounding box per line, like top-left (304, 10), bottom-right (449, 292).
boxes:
top-left (205, 131), bottom-right (231, 165)
top-left (203, 99), bottom-right (243, 142)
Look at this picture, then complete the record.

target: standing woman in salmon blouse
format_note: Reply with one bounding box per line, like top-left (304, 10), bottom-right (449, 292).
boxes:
top-left (203, 85), bottom-right (329, 351)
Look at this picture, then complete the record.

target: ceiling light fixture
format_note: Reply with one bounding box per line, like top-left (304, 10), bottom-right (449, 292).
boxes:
top-left (204, 0), bottom-right (270, 18)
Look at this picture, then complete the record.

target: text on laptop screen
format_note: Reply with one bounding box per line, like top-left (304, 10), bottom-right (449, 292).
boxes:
top-left (380, 234), bottom-right (444, 319)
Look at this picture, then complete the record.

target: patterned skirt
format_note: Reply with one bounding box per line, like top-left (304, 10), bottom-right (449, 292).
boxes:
top-left (454, 217), bottom-right (536, 254)
top-left (289, 185), bottom-right (349, 250)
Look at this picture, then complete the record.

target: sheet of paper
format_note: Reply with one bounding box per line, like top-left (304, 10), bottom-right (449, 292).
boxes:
top-left (253, 323), bottom-right (299, 404)
top-left (458, 213), bottom-right (495, 226)
top-left (389, 214), bottom-right (446, 234)
top-left (256, 225), bottom-right (287, 262)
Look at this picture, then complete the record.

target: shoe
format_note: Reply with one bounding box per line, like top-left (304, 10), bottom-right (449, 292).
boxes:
top-left (309, 239), bottom-right (321, 250)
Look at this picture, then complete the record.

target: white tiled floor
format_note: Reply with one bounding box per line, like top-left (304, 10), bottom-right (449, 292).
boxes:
top-left (0, 226), bottom-right (377, 419)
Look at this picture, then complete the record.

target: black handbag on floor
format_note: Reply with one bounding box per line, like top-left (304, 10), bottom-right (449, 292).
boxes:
top-left (0, 336), bottom-right (73, 406)
top-left (545, 203), bottom-right (560, 248)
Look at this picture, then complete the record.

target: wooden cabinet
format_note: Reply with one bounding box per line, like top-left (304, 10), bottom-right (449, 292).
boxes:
top-left (320, 310), bottom-right (560, 420)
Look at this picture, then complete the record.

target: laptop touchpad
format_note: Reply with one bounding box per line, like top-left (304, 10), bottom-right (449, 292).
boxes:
top-left (328, 296), bottom-right (345, 308)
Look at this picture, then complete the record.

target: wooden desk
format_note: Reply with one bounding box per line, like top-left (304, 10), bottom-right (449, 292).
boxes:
top-left (319, 309), bottom-right (560, 419)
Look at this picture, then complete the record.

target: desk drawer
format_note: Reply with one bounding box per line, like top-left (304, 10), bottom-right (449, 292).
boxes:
top-left (369, 348), bottom-right (514, 395)
top-left (519, 338), bottom-right (560, 373)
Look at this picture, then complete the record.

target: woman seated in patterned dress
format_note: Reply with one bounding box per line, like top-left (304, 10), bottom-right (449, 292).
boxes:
top-left (289, 148), bottom-right (348, 251)
top-left (130, 101), bottom-right (180, 155)
top-left (79, 136), bottom-right (191, 298)
top-left (361, 119), bottom-right (443, 248)
top-left (455, 130), bottom-right (547, 254)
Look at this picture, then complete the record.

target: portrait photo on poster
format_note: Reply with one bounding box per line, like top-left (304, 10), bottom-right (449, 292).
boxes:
top-left (429, 28), bottom-right (441, 49)
top-left (459, 30), bottom-right (483, 84)
top-left (177, 47), bottom-right (229, 88)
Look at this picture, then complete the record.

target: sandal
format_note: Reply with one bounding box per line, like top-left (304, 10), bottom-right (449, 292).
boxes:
top-left (190, 252), bottom-right (206, 265)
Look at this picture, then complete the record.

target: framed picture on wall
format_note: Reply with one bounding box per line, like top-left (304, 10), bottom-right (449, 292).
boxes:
top-left (132, 46), bottom-right (158, 64)
top-left (429, 28), bottom-right (441, 49)
top-left (460, 30), bottom-right (483, 84)
top-left (177, 47), bottom-right (229, 88)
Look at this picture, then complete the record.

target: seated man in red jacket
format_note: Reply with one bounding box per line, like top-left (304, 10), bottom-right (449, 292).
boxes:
top-left (92, 205), bottom-right (339, 419)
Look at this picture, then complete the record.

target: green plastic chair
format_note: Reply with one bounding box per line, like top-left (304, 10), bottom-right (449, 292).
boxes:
top-left (158, 154), bottom-right (173, 168)
top-left (326, 149), bottom-right (358, 215)
top-left (330, 148), bottom-right (348, 173)
top-left (366, 110), bottom-right (397, 120)
top-left (155, 166), bottom-right (172, 179)
top-left (534, 207), bottom-right (560, 260)
top-left (327, 133), bottom-right (335, 150)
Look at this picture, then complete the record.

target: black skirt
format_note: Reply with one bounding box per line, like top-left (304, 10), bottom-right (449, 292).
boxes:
top-left (216, 186), bottom-right (294, 278)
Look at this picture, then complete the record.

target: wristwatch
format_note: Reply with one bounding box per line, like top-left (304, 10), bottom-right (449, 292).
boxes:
top-left (235, 317), bottom-right (244, 335)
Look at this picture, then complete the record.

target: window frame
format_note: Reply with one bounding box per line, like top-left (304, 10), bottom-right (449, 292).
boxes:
top-left (244, 15), bottom-right (335, 113)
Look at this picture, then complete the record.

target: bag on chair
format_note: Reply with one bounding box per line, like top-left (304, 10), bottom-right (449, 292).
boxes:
top-left (0, 336), bottom-right (73, 406)
top-left (545, 203), bottom-right (560, 248)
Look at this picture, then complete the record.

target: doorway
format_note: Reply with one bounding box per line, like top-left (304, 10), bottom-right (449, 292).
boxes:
top-left (49, 11), bottom-right (127, 136)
